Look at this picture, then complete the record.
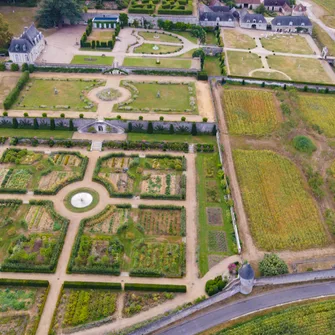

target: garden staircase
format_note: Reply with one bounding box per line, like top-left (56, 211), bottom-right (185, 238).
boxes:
top-left (91, 141), bottom-right (102, 152)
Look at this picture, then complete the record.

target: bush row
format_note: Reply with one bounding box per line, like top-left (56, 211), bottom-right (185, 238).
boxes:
top-left (196, 143), bottom-right (215, 152)
top-left (3, 71), bottom-right (29, 110)
top-left (132, 69), bottom-right (196, 77)
top-left (157, 9), bottom-right (192, 14)
top-left (64, 281), bottom-right (122, 290)
top-left (124, 283), bottom-right (187, 292)
top-left (34, 66), bottom-right (102, 73)
top-left (0, 279), bottom-right (49, 287)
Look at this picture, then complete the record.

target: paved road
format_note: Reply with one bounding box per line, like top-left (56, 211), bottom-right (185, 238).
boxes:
top-left (158, 281), bottom-right (335, 335)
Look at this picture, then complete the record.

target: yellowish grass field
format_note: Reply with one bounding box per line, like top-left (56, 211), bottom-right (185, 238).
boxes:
top-left (226, 51), bottom-right (262, 76)
top-left (221, 89), bottom-right (280, 135)
top-left (251, 71), bottom-right (289, 80)
top-left (233, 149), bottom-right (329, 251)
top-left (298, 94), bottom-right (335, 137)
top-left (223, 29), bottom-right (256, 49)
top-left (87, 29), bottom-right (114, 42)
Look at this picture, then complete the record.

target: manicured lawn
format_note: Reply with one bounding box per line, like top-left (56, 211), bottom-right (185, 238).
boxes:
top-left (87, 29), bottom-right (114, 42)
top-left (227, 51), bottom-right (262, 76)
top-left (115, 81), bottom-right (197, 113)
top-left (64, 187), bottom-right (100, 213)
top-left (205, 32), bottom-right (217, 45)
top-left (177, 48), bottom-right (197, 57)
top-left (267, 55), bottom-right (333, 83)
top-left (174, 31), bottom-right (198, 44)
top-left (251, 70), bottom-right (290, 80)
top-left (0, 73), bottom-right (20, 104)
top-left (138, 31), bottom-right (181, 43)
top-left (128, 133), bottom-right (217, 144)
top-left (123, 57), bottom-right (191, 69)
top-left (204, 56), bottom-right (222, 76)
top-left (223, 29), bottom-right (256, 49)
top-left (71, 55), bottom-right (114, 65)
top-left (196, 153), bottom-right (236, 276)
top-left (134, 43), bottom-right (182, 54)
top-left (313, 24), bottom-right (335, 56)
top-left (14, 78), bottom-right (104, 111)
top-left (0, 129), bottom-right (73, 139)
top-left (261, 35), bottom-right (313, 55)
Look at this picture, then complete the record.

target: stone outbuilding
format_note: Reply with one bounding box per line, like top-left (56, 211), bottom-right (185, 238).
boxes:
top-left (8, 23), bottom-right (45, 64)
top-left (271, 15), bottom-right (313, 34)
top-left (199, 4), bottom-right (235, 27)
top-left (240, 10), bottom-right (267, 30)
top-left (292, 3), bottom-right (307, 16)
top-left (235, 0), bottom-right (261, 10)
top-left (239, 263), bottom-right (255, 295)
top-left (264, 0), bottom-right (290, 12)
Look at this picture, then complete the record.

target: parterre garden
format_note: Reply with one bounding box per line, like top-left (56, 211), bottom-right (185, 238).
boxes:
top-left (68, 204), bottom-right (186, 277)
top-left (93, 153), bottom-right (187, 200)
top-left (0, 149), bottom-right (88, 194)
top-left (128, 0), bottom-right (192, 15)
top-left (0, 279), bottom-right (49, 335)
top-left (114, 80), bottom-right (198, 114)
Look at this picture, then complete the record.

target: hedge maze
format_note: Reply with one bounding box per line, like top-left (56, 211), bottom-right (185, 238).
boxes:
top-left (128, 0), bottom-right (192, 14)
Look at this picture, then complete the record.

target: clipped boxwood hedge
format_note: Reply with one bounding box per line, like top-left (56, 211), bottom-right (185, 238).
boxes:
top-left (64, 281), bottom-right (122, 290)
top-left (124, 283), bottom-right (187, 292)
top-left (0, 279), bottom-right (49, 287)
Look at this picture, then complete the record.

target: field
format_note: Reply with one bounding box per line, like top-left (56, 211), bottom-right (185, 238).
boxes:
top-left (221, 88), bottom-right (281, 135)
top-left (251, 70), bottom-right (289, 80)
top-left (204, 56), bottom-right (222, 76)
top-left (122, 57), bottom-right (191, 69)
top-left (114, 80), bottom-right (198, 114)
top-left (0, 200), bottom-right (68, 272)
top-left (50, 287), bottom-right (118, 334)
top-left (138, 31), bottom-right (181, 43)
top-left (226, 51), bottom-right (262, 77)
top-left (233, 149), bottom-right (329, 251)
top-left (313, 24), bottom-right (335, 56)
top-left (0, 149), bottom-right (87, 194)
top-left (68, 204), bottom-right (186, 276)
top-left (196, 153), bottom-right (236, 276)
top-left (87, 29), bottom-right (114, 42)
top-left (209, 297), bottom-right (335, 335)
top-left (70, 55), bottom-right (114, 65)
top-left (134, 44), bottom-right (182, 54)
top-left (0, 129), bottom-right (73, 139)
top-left (267, 56), bottom-right (333, 84)
top-left (94, 153), bottom-right (186, 199)
top-left (298, 94), bottom-right (335, 137)
top-left (261, 35), bottom-right (313, 55)
top-left (223, 30), bottom-right (256, 49)
top-left (14, 78), bottom-right (105, 112)
top-left (0, 281), bottom-right (48, 335)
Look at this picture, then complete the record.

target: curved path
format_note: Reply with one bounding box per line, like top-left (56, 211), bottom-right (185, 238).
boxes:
top-left (158, 281), bottom-right (335, 335)
top-left (248, 68), bottom-right (292, 80)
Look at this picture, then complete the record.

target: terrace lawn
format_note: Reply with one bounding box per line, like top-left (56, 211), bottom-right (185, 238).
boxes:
top-left (138, 31), bottom-right (181, 43)
top-left (233, 149), bottom-right (329, 251)
top-left (204, 56), bottom-right (222, 76)
top-left (177, 49), bottom-right (197, 57)
top-left (123, 57), bottom-right (191, 69)
top-left (261, 35), bottom-right (313, 55)
top-left (0, 129), bottom-right (73, 139)
top-left (267, 55), bottom-right (333, 83)
top-left (15, 78), bottom-right (102, 111)
top-left (127, 133), bottom-right (217, 144)
top-left (251, 70), bottom-right (290, 80)
top-left (205, 32), bottom-right (217, 45)
top-left (223, 29), bottom-right (256, 49)
top-left (71, 55), bottom-right (114, 65)
top-left (174, 31), bottom-right (198, 44)
top-left (227, 51), bottom-right (262, 76)
top-left (87, 29), bottom-right (114, 42)
top-left (134, 44), bottom-right (181, 54)
top-left (313, 24), bottom-right (335, 56)
top-left (298, 94), bottom-right (335, 137)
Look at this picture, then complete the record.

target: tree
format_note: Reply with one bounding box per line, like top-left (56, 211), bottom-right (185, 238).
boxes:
top-left (33, 118), bottom-right (39, 130)
top-left (12, 118), bottom-right (18, 129)
top-left (225, 0), bottom-right (235, 7)
top-left (192, 49), bottom-right (206, 70)
top-left (169, 124), bottom-right (174, 134)
top-left (36, 0), bottom-right (83, 28)
top-left (212, 125), bottom-right (217, 136)
top-left (255, 3), bottom-right (266, 14)
top-left (50, 118), bottom-right (55, 130)
top-left (119, 13), bottom-right (128, 28)
top-left (147, 121), bottom-right (153, 134)
top-left (191, 122), bottom-right (197, 136)
top-left (69, 119), bottom-right (74, 131)
top-left (259, 253), bottom-right (288, 277)
top-left (0, 14), bottom-right (12, 49)
top-left (128, 122), bottom-right (132, 132)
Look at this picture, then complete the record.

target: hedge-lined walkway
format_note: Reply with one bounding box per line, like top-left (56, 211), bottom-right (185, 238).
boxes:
top-left (0, 144), bottom-right (241, 335)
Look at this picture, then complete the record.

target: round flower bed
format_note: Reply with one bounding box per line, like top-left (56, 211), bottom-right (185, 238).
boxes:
top-left (97, 88), bottom-right (122, 101)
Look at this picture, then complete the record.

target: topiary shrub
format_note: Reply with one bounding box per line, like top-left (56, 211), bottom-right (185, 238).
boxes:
top-left (259, 253), bottom-right (288, 277)
top-left (205, 276), bottom-right (228, 296)
top-left (292, 135), bottom-right (316, 154)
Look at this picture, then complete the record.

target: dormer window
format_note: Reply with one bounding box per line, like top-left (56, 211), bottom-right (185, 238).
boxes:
top-left (301, 22), bottom-right (305, 26)
top-left (253, 19), bottom-right (256, 23)
top-left (217, 17), bottom-right (220, 21)
top-left (228, 18), bottom-right (232, 21)
top-left (259, 20), bottom-right (262, 23)
top-left (23, 44), bottom-right (26, 52)
top-left (15, 44), bottom-right (20, 51)
top-left (247, 20), bottom-right (250, 23)
top-left (289, 21), bottom-right (293, 25)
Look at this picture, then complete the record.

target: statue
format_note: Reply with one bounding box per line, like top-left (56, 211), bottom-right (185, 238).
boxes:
top-left (322, 46), bottom-right (329, 59)
top-left (157, 91), bottom-right (161, 98)
top-left (54, 88), bottom-right (58, 95)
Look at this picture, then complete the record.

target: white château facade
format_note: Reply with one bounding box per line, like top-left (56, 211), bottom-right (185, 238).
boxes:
top-left (8, 23), bottom-right (45, 64)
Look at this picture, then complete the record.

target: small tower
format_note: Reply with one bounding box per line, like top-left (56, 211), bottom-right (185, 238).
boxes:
top-left (239, 263), bottom-right (255, 295)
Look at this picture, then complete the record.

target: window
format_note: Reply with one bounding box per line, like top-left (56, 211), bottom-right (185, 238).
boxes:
top-left (289, 21), bottom-right (293, 25)
top-left (301, 22), bottom-right (305, 26)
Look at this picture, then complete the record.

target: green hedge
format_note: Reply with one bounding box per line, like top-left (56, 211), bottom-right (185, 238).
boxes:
top-left (128, 7), bottom-right (154, 13)
top-left (0, 279), bottom-right (49, 287)
top-left (34, 66), bottom-right (102, 73)
top-left (124, 283), bottom-right (187, 292)
top-left (132, 69), bottom-right (196, 77)
top-left (3, 71), bottom-right (29, 110)
top-left (197, 71), bottom-right (208, 81)
top-left (158, 9), bottom-right (192, 14)
top-left (64, 281), bottom-right (122, 290)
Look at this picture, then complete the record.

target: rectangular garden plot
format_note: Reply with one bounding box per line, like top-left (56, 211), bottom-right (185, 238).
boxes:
top-left (0, 200), bottom-right (69, 273)
top-left (0, 149), bottom-right (88, 194)
top-left (94, 153), bottom-right (187, 200)
top-left (49, 282), bottom-right (120, 335)
top-left (68, 204), bottom-right (186, 277)
top-left (0, 279), bottom-right (49, 335)
top-left (206, 207), bottom-right (223, 226)
top-left (114, 80), bottom-right (198, 114)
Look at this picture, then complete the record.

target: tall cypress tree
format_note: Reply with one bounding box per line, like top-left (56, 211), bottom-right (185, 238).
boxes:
top-left (191, 122), bottom-right (197, 136)
top-left (12, 118), bottom-right (18, 129)
top-left (147, 121), bottom-right (153, 134)
top-left (33, 118), bottom-right (39, 130)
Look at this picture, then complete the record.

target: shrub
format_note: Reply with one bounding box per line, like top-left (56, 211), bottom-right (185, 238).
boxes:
top-left (259, 253), bottom-right (288, 277)
top-left (23, 112), bottom-right (29, 117)
top-left (79, 114), bottom-right (84, 118)
top-left (191, 122), bottom-right (197, 136)
top-left (3, 112), bottom-right (8, 116)
top-left (205, 276), bottom-right (227, 296)
top-left (292, 135), bottom-right (317, 154)
top-left (197, 71), bottom-right (208, 81)
top-left (181, 117), bottom-right (186, 122)
top-left (60, 113), bottom-right (65, 118)
top-left (139, 116), bottom-right (143, 120)
top-left (202, 117), bottom-right (208, 122)
top-left (42, 113), bottom-right (47, 118)
top-left (159, 116), bottom-right (164, 121)
top-left (147, 121), bottom-right (153, 134)
top-left (21, 63), bottom-right (28, 72)
top-left (11, 63), bottom-right (19, 71)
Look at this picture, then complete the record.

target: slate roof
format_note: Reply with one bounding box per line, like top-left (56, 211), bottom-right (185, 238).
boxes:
top-left (271, 15), bottom-right (312, 26)
top-left (236, 0), bottom-right (261, 4)
top-left (241, 13), bottom-right (267, 23)
top-left (264, 0), bottom-right (289, 6)
top-left (211, 5), bottom-right (231, 12)
top-left (293, 3), bottom-right (307, 12)
top-left (239, 264), bottom-right (255, 280)
top-left (200, 11), bottom-right (235, 21)
top-left (8, 23), bottom-right (42, 54)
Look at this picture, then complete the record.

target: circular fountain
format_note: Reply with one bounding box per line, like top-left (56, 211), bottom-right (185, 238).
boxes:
top-left (153, 45), bottom-right (159, 51)
top-left (71, 192), bottom-right (93, 208)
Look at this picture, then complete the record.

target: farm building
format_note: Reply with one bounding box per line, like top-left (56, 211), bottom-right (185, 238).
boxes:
top-left (199, 4), bottom-right (236, 27)
top-left (271, 16), bottom-right (313, 34)
top-left (240, 10), bottom-right (267, 30)
top-left (8, 23), bottom-right (45, 64)
top-left (264, 0), bottom-right (290, 12)
top-left (235, 0), bottom-right (261, 10)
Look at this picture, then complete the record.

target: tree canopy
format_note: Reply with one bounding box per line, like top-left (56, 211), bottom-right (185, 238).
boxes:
top-left (259, 253), bottom-right (288, 277)
top-left (36, 0), bottom-right (83, 28)
top-left (0, 13), bottom-right (13, 49)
